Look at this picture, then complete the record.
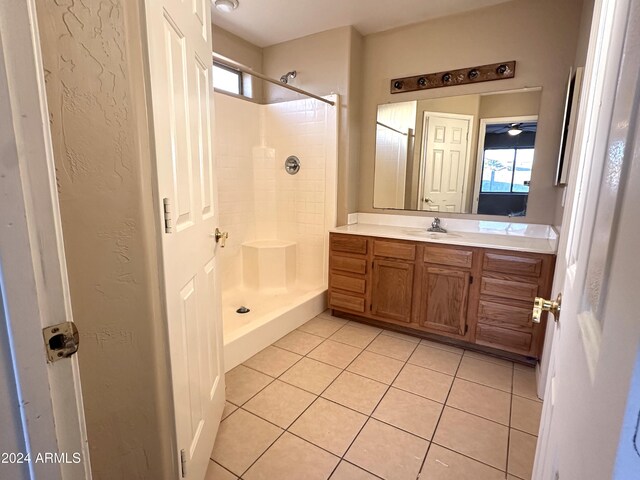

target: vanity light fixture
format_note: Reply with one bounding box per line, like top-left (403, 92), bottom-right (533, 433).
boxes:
top-left (508, 124), bottom-right (524, 136)
top-left (391, 60), bottom-right (516, 94)
top-left (214, 0), bottom-right (239, 12)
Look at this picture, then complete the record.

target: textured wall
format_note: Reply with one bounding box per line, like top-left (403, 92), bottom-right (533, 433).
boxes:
top-left (35, 1), bottom-right (175, 478)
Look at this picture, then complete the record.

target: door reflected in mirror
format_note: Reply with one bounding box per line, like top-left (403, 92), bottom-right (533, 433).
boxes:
top-left (373, 88), bottom-right (541, 217)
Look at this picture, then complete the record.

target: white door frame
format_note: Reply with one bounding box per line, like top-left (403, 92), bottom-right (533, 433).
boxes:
top-left (418, 111), bottom-right (474, 212)
top-left (471, 115), bottom-right (539, 214)
top-left (0, 1), bottom-right (90, 479)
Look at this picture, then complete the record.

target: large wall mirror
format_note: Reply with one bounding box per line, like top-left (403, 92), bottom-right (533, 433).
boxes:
top-left (373, 88), bottom-right (542, 217)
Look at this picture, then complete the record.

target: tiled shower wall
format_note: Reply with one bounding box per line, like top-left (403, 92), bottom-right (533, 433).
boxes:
top-left (214, 93), bottom-right (337, 292)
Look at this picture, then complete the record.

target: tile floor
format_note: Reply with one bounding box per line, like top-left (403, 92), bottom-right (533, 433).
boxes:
top-left (207, 311), bottom-right (543, 480)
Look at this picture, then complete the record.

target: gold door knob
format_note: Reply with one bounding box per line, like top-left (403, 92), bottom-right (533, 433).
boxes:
top-left (211, 228), bottom-right (229, 248)
top-left (532, 293), bottom-right (562, 324)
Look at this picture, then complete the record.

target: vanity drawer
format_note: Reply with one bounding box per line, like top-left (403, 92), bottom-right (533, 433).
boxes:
top-left (480, 276), bottom-right (539, 302)
top-left (475, 323), bottom-right (532, 354)
top-left (330, 273), bottom-right (366, 295)
top-left (477, 299), bottom-right (533, 330)
top-left (330, 234), bottom-right (368, 255)
top-left (332, 255), bottom-right (367, 275)
top-left (424, 246), bottom-right (473, 269)
top-left (329, 291), bottom-right (366, 313)
top-left (373, 240), bottom-right (416, 261)
top-left (483, 252), bottom-right (543, 278)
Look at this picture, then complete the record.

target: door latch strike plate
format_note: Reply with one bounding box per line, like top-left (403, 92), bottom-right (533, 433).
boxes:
top-left (42, 322), bottom-right (79, 363)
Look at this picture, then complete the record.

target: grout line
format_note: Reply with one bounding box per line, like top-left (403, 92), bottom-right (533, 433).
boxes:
top-left (506, 365), bottom-right (515, 475)
top-left (416, 352), bottom-right (463, 478)
top-left (325, 335), bottom-right (421, 480)
top-left (238, 323), bottom-right (387, 479)
top-left (227, 313), bottom-right (540, 479)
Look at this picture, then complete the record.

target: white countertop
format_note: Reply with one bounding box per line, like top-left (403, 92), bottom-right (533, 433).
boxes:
top-left (331, 214), bottom-right (558, 255)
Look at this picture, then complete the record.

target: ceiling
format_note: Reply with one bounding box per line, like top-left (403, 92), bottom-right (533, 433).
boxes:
top-left (211, 0), bottom-right (515, 48)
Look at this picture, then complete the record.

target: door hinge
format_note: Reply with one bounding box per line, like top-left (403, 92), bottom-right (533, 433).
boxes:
top-left (42, 322), bottom-right (79, 363)
top-left (469, 275), bottom-right (474, 284)
top-left (180, 449), bottom-right (187, 478)
top-left (163, 197), bottom-right (173, 234)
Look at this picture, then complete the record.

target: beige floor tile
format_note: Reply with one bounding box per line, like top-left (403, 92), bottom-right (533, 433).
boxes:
top-left (464, 350), bottom-right (514, 368)
top-left (420, 338), bottom-right (464, 354)
top-left (279, 357), bottom-right (341, 395)
top-left (514, 362), bottom-right (536, 372)
top-left (329, 324), bottom-right (380, 348)
top-left (308, 339), bottom-right (362, 369)
top-left (330, 461), bottom-right (380, 480)
top-left (225, 365), bottom-right (273, 406)
top-left (222, 401), bottom-right (237, 420)
top-left (513, 369), bottom-right (541, 402)
top-left (298, 316), bottom-right (347, 337)
top-left (447, 378), bottom-right (511, 425)
top-left (422, 444), bottom-right (505, 480)
top-left (366, 334), bottom-right (417, 361)
top-left (244, 432), bottom-right (339, 480)
top-left (381, 329), bottom-right (421, 344)
top-left (205, 461), bottom-right (237, 480)
top-left (507, 476), bottom-right (521, 480)
top-left (408, 345), bottom-right (462, 375)
top-left (243, 346), bottom-right (302, 378)
top-left (511, 396), bottom-right (543, 435)
top-left (243, 380), bottom-right (316, 428)
top-left (346, 419), bottom-right (429, 480)
top-left (347, 350), bottom-right (404, 384)
top-left (274, 330), bottom-right (324, 355)
top-left (290, 398), bottom-right (367, 456)
top-left (508, 429), bottom-right (537, 480)
top-left (211, 409), bottom-right (282, 476)
top-left (392, 363), bottom-right (453, 403)
top-left (346, 321), bottom-right (383, 334)
top-left (322, 371), bottom-right (388, 415)
top-left (372, 387), bottom-right (443, 440)
top-left (456, 356), bottom-right (513, 392)
top-left (433, 407), bottom-right (508, 470)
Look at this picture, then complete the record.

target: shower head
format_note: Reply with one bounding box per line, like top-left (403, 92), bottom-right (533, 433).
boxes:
top-left (280, 71), bottom-right (297, 84)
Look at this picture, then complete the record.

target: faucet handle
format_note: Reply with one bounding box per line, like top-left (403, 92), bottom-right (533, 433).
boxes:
top-left (432, 217), bottom-right (441, 227)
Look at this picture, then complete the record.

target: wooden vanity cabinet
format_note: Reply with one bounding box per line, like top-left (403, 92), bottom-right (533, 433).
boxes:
top-left (370, 240), bottom-right (416, 323)
top-left (329, 232), bottom-right (556, 359)
top-left (418, 244), bottom-right (477, 339)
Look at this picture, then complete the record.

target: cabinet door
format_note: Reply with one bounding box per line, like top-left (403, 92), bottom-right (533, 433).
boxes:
top-left (371, 259), bottom-right (414, 323)
top-left (421, 266), bottom-right (470, 336)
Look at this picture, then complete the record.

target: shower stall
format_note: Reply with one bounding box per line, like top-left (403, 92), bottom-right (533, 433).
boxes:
top-left (214, 91), bottom-right (338, 370)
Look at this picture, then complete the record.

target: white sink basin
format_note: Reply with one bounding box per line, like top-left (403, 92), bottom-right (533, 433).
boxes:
top-left (402, 228), bottom-right (463, 240)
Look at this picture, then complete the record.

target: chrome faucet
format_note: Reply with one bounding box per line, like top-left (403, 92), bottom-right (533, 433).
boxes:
top-left (427, 217), bottom-right (447, 233)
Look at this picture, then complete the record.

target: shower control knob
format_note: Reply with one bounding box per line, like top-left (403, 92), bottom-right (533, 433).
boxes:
top-left (211, 228), bottom-right (229, 248)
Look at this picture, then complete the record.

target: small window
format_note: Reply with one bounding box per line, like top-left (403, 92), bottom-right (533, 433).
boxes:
top-left (212, 62), bottom-right (242, 95)
top-left (481, 147), bottom-right (533, 193)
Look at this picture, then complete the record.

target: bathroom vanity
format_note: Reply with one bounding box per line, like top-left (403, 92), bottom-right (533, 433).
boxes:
top-left (328, 217), bottom-right (557, 360)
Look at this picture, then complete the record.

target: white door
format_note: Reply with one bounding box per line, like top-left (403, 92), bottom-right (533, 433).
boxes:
top-left (0, 1), bottom-right (90, 479)
top-left (420, 113), bottom-right (471, 212)
top-left (534, 0), bottom-right (640, 478)
top-left (143, 1), bottom-right (225, 479)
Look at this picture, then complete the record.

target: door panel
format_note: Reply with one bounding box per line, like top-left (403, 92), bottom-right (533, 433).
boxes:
top-left (420, 113), bottom-right (471, 212)
top-left (371, 260), bottom-right (414, 323)
top-left (420, 266), bottom-right (470, 335)
top-left (144, 0), bottom-right (224, 478)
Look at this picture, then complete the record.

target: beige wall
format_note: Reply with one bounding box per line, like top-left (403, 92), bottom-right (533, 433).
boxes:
top-left (212, 25), bottom-right (265, 102)
top-left (263, 26), bottom-right (363, 224)
top-left (35, 1), bottom-right (175, 479)
top-left (554, 0), bottom-right (596, 227)
top-left (358, 0), bottom-right (584, 224)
